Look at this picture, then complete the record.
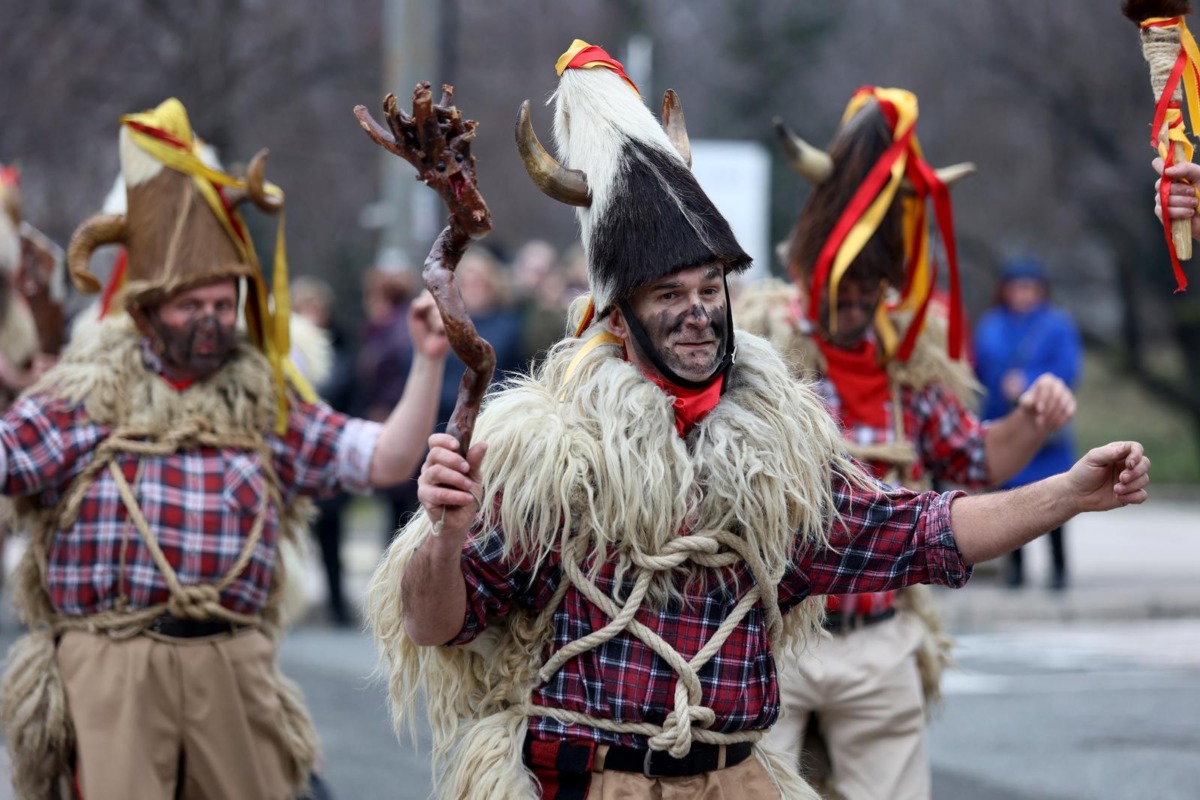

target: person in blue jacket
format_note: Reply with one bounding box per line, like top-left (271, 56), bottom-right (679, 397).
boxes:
top-left (974, 256), bottom-right (1083, 589)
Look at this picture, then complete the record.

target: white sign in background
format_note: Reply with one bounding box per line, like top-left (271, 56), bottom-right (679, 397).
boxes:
top-left (689, 139), bottom-right (773, 283)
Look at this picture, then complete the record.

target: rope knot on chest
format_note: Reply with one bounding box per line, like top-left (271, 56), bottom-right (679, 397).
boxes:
top-left (523, 528), bottom-right (784, 758)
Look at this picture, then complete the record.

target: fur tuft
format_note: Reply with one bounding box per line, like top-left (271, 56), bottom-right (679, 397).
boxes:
top-left (0, 630), bottom-right (74, 799)
top-left (551, 66), bottom-right (748, 313)
top-left (1122, 0), bottom-right (1192, 22)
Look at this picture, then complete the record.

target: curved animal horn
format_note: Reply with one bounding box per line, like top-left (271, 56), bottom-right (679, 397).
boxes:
top-left (935, 162), bottom-right (976, 188)
top-left (226, 149), bottom-right (284, 214)
top-left (773, 117), bottom-right (833, 185)
top-left (661, 89), bottom-right (691, 168)
top-left (902, 161), bottom-right (977, 193)
top-left (67, 213), bottom-right (127, 293)
top-left (515, 100), bottom-right (590, 207)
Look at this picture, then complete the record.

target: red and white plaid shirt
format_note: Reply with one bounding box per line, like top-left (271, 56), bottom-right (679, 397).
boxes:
top-left (0, 387), bottom-right (379, 618)
top-left (452, 469), bottom-right (970, 747)
top-left (812, 353), bottom-right (990, 616)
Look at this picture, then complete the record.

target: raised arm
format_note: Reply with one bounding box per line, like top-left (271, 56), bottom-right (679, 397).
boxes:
top-left (366, 293), bottom-right (450, 488)
top-left (950, 441), bottom-right (1150, 565)
top-left (400, 432), bottom-right (487, 645)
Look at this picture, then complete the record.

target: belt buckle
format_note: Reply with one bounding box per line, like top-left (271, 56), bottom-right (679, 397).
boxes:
top-left (643, 749), bottom-right (663, 779)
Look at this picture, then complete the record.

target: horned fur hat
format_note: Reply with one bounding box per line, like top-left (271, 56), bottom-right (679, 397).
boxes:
top-left (775, 87), bottom-right (975, 361)
top-left (66, 98), bottom-right (309, 430)
top-left (517, 39), bottom-right (750, 320)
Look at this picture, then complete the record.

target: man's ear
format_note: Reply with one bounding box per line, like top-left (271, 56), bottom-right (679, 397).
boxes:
top-left (608, 305), bottom-right (631, 347)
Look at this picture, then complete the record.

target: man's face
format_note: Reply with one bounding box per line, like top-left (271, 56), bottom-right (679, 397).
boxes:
top-left (1002, 278), bottom-right (1045, 314)
top-left (147, 280), bottom-right (239, 380)
top-left (818, 279), bottom-right (884, 349)
top-left (618, 263), bottom-right (728, 383)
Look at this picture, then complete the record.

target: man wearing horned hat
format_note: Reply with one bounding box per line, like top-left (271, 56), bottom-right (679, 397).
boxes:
top-left (0, 99), bottom-right (449, 800)
top-left (736, 88), bottom-right (1078, 800)
top-left (739, 89), bottom-right (1080, 800)
top-left (366, 44), bottom-right (1148, 800)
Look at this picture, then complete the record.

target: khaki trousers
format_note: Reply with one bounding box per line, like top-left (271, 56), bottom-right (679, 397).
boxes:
top-left (57, 628), bottom-right (298, 800)
top-left (587, 755), bottom-right (782, 799)
top-left (764, 613), bottom-right (929, 800)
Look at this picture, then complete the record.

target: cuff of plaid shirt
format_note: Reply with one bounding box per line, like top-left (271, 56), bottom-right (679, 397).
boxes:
top-left (336, 417), bottom-right (382, 494)
top-left (927, 489), bottom-right (972, 588)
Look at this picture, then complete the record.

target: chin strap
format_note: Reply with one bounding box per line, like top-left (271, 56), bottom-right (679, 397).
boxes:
top-left (617, 277), bottom-right (737, 392)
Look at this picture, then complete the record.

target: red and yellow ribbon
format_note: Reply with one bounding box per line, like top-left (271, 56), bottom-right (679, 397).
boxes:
top-left (556, 39), bottom-right (641, 96)
top-left (120, 99), bottom-right (314, 431)
top-left (808, 87), bottom-right (965, 362)
top-left (1142, 16), bottom-right (1200, 292)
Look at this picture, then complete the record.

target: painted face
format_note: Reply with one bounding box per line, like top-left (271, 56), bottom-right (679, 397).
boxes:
top-left (148, 280), bottom-right (239, 380)
top-left (818, 279), bottom-right (884, 349)
top-left (623, 263), bottom-right (728, 383)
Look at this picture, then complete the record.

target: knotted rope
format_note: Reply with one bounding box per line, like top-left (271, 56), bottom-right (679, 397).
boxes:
top-left (45, 417), bottom-right (283, 634)
top-left (520, 527), bottom-right (785, 759)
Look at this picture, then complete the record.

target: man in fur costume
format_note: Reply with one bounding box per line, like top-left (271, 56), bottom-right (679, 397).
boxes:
top-left (0, 99), bottom-right (449, 800)
top-left (737, 88), bottom-right (1077, 800)
top-left (367, 45), bottom-right (1150, 800)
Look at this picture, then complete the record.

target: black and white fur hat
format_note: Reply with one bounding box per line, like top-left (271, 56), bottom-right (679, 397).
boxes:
top-left (516, 40), bottom-right (750, 318)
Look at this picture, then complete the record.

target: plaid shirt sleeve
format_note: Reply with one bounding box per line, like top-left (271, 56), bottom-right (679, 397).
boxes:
top-left (913, 382), bottom-right (990, 489)
top-left (780, 468), bottom-right (971, 611)
top-left (0, 394), bottom-right (103, 497)
top-left (270, 400), bottom-right (379, 500)
top-left (448, 522), bottom-right (563, 646)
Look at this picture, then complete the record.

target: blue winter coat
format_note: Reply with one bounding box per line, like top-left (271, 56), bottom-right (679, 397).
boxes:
top-left (972, 303), bottom-right (1082, 487)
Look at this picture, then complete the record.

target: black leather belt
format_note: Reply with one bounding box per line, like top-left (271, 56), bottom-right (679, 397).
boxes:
top-left (598, 741), bottom-right (753, 778)
top-left (822, 605), bottom-right (896, 635)
top-left (146, 613), bottom-right (247, 639)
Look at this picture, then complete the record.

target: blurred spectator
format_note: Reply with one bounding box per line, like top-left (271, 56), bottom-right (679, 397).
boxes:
top-left (291, 276), bottom-right (359, 626)
top-left (356, 266), bottom-right (422, 542)
top-left (438, 248), bottom-right (524, 429)
top-left (973, 256), bottom-right (1082, 590)
top-left (511, 240), bottom-right (566, 366)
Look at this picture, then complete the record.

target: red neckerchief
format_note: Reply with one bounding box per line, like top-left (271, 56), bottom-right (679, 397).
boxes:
top-left (642, 369), bottom-right (724, 438)
top-left (615, 343), bottom-right (724, 437)
top-left (814, 333), bottom-right (889, 431)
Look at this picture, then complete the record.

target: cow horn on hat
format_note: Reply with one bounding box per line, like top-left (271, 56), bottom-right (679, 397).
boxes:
top-left (224, 149), bottom-right (283, 214)
top-left (515, 100), bottom-right (591, 207)
top-left (661, 90), bottom-right (691, 168)
top-left (774, 117), bottom-right (834, 185)
top-left (67, 213), bottom-right (127, 293)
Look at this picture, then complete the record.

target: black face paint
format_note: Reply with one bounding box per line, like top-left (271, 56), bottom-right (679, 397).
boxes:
top-left (642, 301), bottom-right (728, 381)
top-left (618, 276), bottom-right (737, 391)
top-left (150, 312), bottom-right (236, 380)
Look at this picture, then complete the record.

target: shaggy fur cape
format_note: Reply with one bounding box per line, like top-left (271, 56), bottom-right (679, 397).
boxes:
top-left (0, 315), bottom-right (318, 800)
top-left (368, 323), bottom-right (866, 799)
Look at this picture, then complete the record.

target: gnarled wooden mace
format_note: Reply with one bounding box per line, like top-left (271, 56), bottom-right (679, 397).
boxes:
top-left (354, 83), bottom-right (495, 454)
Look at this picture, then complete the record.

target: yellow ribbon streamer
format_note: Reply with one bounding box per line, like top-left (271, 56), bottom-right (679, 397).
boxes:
top-left (559, 331), bottom-right (622, 399)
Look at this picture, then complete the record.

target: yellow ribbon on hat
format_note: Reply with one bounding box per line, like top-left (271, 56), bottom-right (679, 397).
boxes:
top-left (120, 99), bottom-right (315, 432)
